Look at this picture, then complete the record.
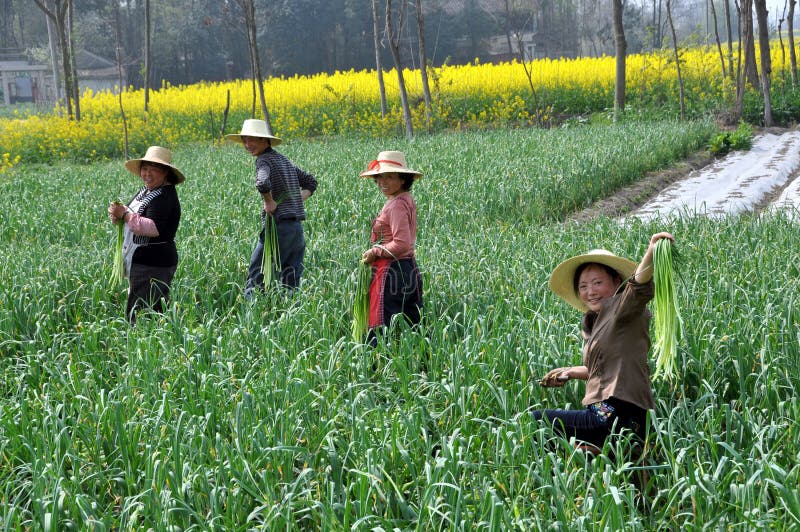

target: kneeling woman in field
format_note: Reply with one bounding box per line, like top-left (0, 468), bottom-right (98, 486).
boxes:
top-left (536, 232), bottom-right (674, 451)
top-left (108, 146), bottom-right (183, 323)
top-left (360, 151), bottom-right (424, 344)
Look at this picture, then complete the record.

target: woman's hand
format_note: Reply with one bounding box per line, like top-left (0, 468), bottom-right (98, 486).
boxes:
top-left (539, 367), bottom-right (571, 387)
top-left (362, 248), bottom-right (377, 265)
top-left (634, 231), bottom-right (675, 283)
top-left (108, 202), bottom-right (127, 223)
top-left (648, 231), bottom-right (675, 249)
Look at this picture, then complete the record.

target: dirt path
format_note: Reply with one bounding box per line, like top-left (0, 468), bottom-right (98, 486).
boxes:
top-left (568, 127), bottom-right (800, 223)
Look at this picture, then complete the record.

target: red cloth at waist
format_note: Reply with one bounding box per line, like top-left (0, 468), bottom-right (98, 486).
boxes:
top-left (368, 257), bottom-right (392, 329)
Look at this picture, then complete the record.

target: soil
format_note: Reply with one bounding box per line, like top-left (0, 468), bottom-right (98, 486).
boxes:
top-left (566, 150), bottom-right (717, 224)
top-left (566, 127), bottom-right (800, 223)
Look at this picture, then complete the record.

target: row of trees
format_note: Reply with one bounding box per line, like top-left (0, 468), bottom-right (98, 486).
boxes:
top-left (614, 0), bottom-right (793, 126)
top-left (4, 1), bottom-right (788, 85)
top-left (1, 0), bottom-right (792, 130)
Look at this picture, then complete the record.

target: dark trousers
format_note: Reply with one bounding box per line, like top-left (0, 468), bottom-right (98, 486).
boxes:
top-left (533, 397), bottom-right (647, 449)
top-left (126, 263), bottom-right (176, 323)
top-left (245, 219), bottom-right (305, 296)
top-left (381, 258), bottom-right (423, 327)
top-left (367, 258), bottom-right (423, 345)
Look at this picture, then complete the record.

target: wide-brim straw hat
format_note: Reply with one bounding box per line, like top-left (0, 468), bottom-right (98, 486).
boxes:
top-left (225, 119), bottom-right (283, 146)
top-left (548, 249), bottom-right (638, 312)
top-left (359, 151), bottom-right (422, 178)
top-left (124, 146), bottom-right (185, 184)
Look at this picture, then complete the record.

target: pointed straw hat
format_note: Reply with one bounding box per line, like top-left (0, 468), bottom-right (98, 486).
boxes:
top-left (359, 151), bottom-right (422, 178)
top-left (549, 249), bottom-right (638, 312)
top-left (124, 146), bottom-right (185, 184)
top-left (225, 119), bottom-right (283, 146)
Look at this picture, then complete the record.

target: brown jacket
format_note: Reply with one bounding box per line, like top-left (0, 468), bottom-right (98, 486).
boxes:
top-left (581, 279), bottom-right (656, 410)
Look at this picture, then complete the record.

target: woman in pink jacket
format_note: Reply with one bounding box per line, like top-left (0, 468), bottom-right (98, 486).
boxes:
top-left (360, 151), bottom-right (424, 344)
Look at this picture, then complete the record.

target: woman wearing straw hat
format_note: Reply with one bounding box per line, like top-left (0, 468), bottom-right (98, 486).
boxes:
top-left (535, 231), bottom-right (674, 451)
top-left (107, 146), bottom-right (184, 323)
top-left (360, 151), bottom-right (424, 344)
top-left (226, 119), bottom-right (317, 295)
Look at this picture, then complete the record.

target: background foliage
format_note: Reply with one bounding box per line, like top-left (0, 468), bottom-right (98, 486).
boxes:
top-left (2, 41), bottom-right (797, 172)
top-left (0, 0), bottom-right (738, 85)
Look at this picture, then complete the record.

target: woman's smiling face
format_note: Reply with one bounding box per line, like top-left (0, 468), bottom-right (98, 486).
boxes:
top-left (373, 172), bottom-right (404, 198)
top-left (139, 162), bottom-right (169, 190)
top-left (577, 264), bottom-right (621, 312)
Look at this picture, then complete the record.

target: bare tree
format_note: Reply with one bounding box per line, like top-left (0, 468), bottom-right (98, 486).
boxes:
top-left (33, 0), bottom-right (77, 120)
top-left (778, 0), bottom-right (787, 85)
top-left (735, 0), bottom-right (757, 121)
top-left (651, 0), bottom-right (663, 49)
top-left (144, 0), bottom-right (151, 113)
top-left (754, 0), bottom-right (772, 125)
top-left (238, 0), bottom-right (272, 129)
top-left (666, 0), bottom-right (685, 119)
top-left (113, 0), bottom-right (129, 159)
top-left (503, 0), bottom-right (514, 56)
top-left (789, 0), bottom-right (797, 85)
top-left (506, 3), bottom-right (540, 120)
top-left (741, 0), bottom-right (760, 91)
top-left (386, 0), bottom-right (413, 137)
top-left (414, 0), bottom-right (433, 129)
top-left (67, 0), bottom-right (79, 120)
top-left (724, 0), bottom-right (734, 77)
top-left (371, 0), bottom-right (388, 118)
top-left (612, 0), bottom-right (626, 121)
top-left (709, 0), bottom-right (727, 78)
top-left (44, 7), bottom-right (61, 104)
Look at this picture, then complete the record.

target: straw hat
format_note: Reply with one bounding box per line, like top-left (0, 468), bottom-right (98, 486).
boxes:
top-left (548, 249), bottom-right (638, 312)
top-left (225, 119), bottom-right (283, 146)
top-left (359, 151), bottom-right (422, 179)
top-left (124, 146), bottom-right (185, 184)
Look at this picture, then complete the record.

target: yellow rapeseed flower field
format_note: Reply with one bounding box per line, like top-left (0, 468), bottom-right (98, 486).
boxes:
top-left (0, 43), bottom-right (791, 166)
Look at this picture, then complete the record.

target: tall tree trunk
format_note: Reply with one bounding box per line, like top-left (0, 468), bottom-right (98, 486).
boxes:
top-left (666, 0), bottom-right (685, 120)
top-left (612, 0), bottom-right (626, 121)
top-left (778, 1), bottom-right (787, 86)
top-left (241, 0), bottom-right (272, 129)
top-left (651, 0), bottom-right (658, 48)
top-left (58, 5), bottom-right (74, 119)
top-left (34, 0), bottom-right (74, 119)
top-left (113, 0), bottom-right (129, 159)
top-left (44, 9), bottom-right (61, 105)
top-left (504, 0), bottom-right (514, 56)
top-left (386, 0), bottom-right (413, 138)
top-left (724, 0), bottom-right (734, 77)
top-left (754, 0), bottom-right (773, 125)
top-left (652, 0), bottom-right (664, 50)
top-left (67, 0), bottom-right (79, 121)
top-left (144, 0), bottom-right (151, 113)
top-left (741, 0), bottom-right (760, 90)
top-left (790, 0), bottom-right (797, 85)
top-left (709, 0), bottom-right (727, 78)
top-left (372, 0), bottom-right (388, 118)
top-left (735, 0), bottom-right (751, 121)
top-left (513, 29), bottom-right (540, 122)
top-left (415, 0), bottom-right (433, 128)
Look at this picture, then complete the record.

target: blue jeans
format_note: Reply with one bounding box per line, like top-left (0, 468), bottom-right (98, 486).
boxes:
top-left (533, 397), bottom-right (646, 448)
top-left (245, 219), bottom-right (305, 296)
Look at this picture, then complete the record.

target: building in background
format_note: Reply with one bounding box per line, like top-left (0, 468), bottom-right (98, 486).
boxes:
top-left (0, 48), bottom-right (123, 106)
top-left (0, 49), bottom-right (53, 105)
top-left (76, 49), bottom-right (124, 94)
